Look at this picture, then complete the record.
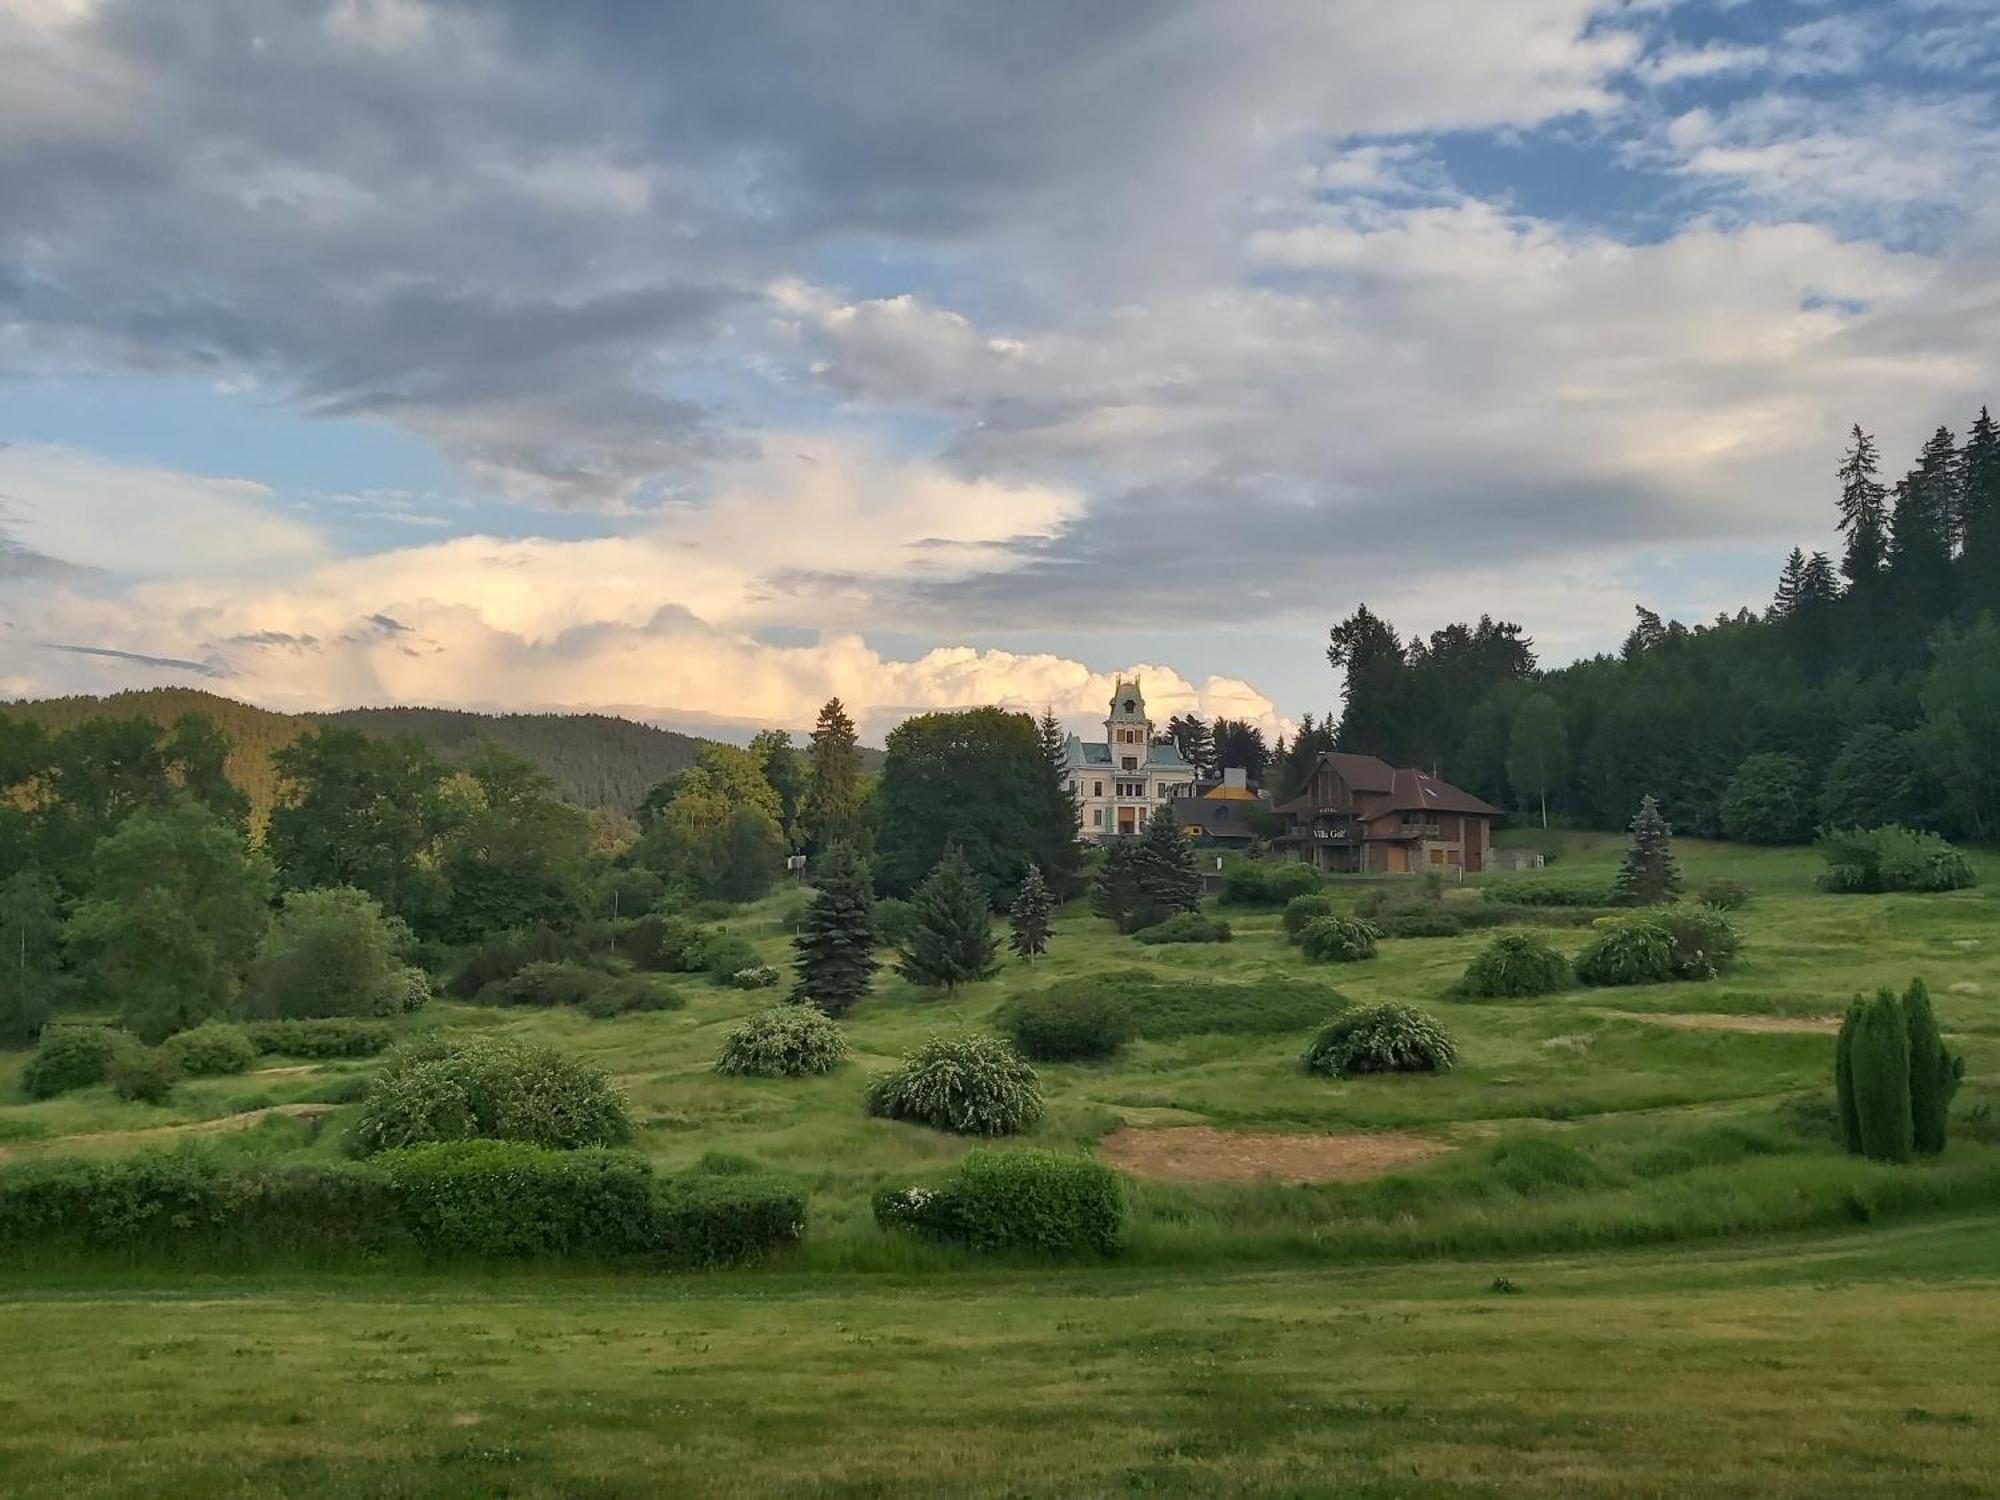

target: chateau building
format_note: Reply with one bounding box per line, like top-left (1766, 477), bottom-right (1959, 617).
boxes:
top-left (1273, 752), bottom-right (1500, 874)
top-left (1061, 679), bottom-right (1196, 839)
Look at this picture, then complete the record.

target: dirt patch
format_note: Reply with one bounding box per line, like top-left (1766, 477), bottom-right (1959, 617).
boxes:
top-left (1098, 1125), bottom-right (1451, 1184)
top-left (0, 1103), bottom-right (338, 1162)
top-left (1605, 1010), bottom-right (1841, 1035)
top-left (249, 1065), bottom-right (320, 1078)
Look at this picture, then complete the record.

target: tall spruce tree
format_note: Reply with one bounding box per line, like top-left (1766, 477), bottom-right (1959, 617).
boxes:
top-left (1611, 794), bottom-right (1682, 907)
top-left (1961, 406), bottom-right (2000, 612)
top-left (1902, 977), bottom-right (1960, 1157)
top-left (790, 841), bottom-right (877, 1016)
top-left (898, 844), bottom-right (999, 993)
top-left (1128, 806), bottom-right (1202, 928)
top-left (1837, 424), bottom-right (1890, 584)
top-left (1851, 987), bottom-right (1914, 1163)
top-left (1035, 709), bottom-right (1084, 898)
top-left (1769, 548), bottom-right (1807, 620)
top-left (1008, 863), bottom-right (1055, 963)
top-left (803, 698), bottom-right (864, 852)
top-left (1887, 427), bottom-right (1958, 629)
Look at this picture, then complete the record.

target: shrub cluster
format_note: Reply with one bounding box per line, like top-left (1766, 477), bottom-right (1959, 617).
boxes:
top-left (1455, 933), bottom-right (1572, 999)
top-left (106, 1044), bottom-right (179, 1104)
top-left (1219, 860), bottom-right (1322, 906)
top-left (450, 923), bottom-right (605, 998)
top-left (1377, 904), bottom-right (1465, 938)
top-left (20, 1027), bottom-right (121, 1100)
top-left (1697, 878), bottom-right (1752, 911)
top-left (350, 1035), bottom-right (633, 1156)
top-left (1574, 905), bottom-right (1741, 987)
top-left (1480, 875), bottom-right (1616, 908)
top-left (874, 1149), bottom-right (1122, 1258)
top-left (871, 897), bottom-right (920, 951)
top-left (1133, 912), bottom-right (1232, 945)
top-left (0, 1142), bottom-right (804, 1268)
top-left (578, 973), bottom-right (688, 1019)
top-left (866, 1033), bottom-right (1043, 1136)
top-left (723, 963), bottom-right (782, 990)
top-left (1836, 979), bottom-right (1963, 1163)
top-left (478, 960), bottom-right (611, 1008)
top-left (1298, 915), bottom-right (1381, 963)
top-left (1302, 1004), bottom-right (1457, 1078)
top-left (714, 1006), bottom-right (850, 1077)
top-left (242, 1018), bottom-right (393, 1058)
top-left (996, 986), bottom-right (1135, 1062)
top-left (1281, 893), bottom-right (1335, 941)
top-left (1819, 825), bottom-right (1978, 894)
top-left (163, 1023), bottom-right (256, 1077)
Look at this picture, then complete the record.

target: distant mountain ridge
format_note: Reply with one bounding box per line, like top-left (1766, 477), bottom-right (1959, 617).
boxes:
top-left (0, 688), bottom-right (733, 820)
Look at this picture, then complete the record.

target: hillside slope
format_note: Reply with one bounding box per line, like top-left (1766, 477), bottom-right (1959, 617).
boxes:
top-left (1, 689), bottom-right (713, 819)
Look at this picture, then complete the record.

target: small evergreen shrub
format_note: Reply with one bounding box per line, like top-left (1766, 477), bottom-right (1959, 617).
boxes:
top-left (478, 961), bottom-right (611, 1008)
top-left (996, 987), bottom-right (1135, 1062)
top-left (874, 1149), bottom-right (1122, 1257)
top-left (866, 1033), bottom-right (1043, 1136)
top-left (714, 1007), bottom-right (849, 1077)
top-left (1133, 912), bottom-right (1232, 945)
top-left (1302, 1004), bottom-right (1457, 1078)
top-left (724, 963), bottom-right (782, 990)
top-left (1298, 915), bottom-right (1381, 963)
top-left (1697, 878), bottom-right (1752, 911)
top-left (1835, 980), bottom-right (1964, 1163)
top-left (1456, 933), bottom-right (1572, 999)
top-left (1573, 918), bottom-right (1675, 987)
top-left (1219, 860), bottom-right (1321, 906)
top-left (578, 973), bottom-right (688, 1019)
top-left (351, 1035), bottom-right (633, 1156)
top-left (20, 1027), bottom-right (121, 1099)
top-left (1818, 825), bottom-right (1978, 894)
top-left (243, 1018), bottom-right (393, 1058)
top-left (1281, 893), bottom-right (1334, 941)
top-left (106, 1044), bottom-right (179, 1104)
top-left (163, 1023), bottom-right (256, 1077)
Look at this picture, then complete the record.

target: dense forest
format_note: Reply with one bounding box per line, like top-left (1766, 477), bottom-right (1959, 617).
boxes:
top-left (1289, 410), bottom-right (2000, 843)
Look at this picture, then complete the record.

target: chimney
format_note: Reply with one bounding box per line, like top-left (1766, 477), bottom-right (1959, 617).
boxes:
top-left (1223, 766), bottom-right (1247, 792)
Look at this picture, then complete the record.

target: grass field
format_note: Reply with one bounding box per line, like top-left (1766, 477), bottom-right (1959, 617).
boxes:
top-left (3, 834), bottom-right (2000, 1493)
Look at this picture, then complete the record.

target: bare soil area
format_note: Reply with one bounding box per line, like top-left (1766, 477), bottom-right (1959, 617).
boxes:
top-left (1602, 1010), bottom-right (1842, 1035)
top-left (1099, 1125), bottom-right (1451, 1184)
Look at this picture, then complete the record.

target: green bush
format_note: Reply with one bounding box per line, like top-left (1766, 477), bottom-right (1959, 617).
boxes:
top-left (1573, 918), bottom-right (1675, 987)
top-left (0, 1144), bottom-right (803, 1268)
top-left (242, 1018), bottom-right (393, 1058)
top-left (1456, 933), bottom-right (1572, 999)
top-left (872, 897), bottom-right (920, 951)
top-left (1281, 893), bottom-right (1334, 941)
top-left (655, 916), bottom-right (718, 972)
top-left (1005, 970), bottom-right (1333, 1045)
top-left (996, 987), bottom-right (1134, 1062)
top-left (1652, 903), bottom-right (1742, 980)
top-left (350, 1035), bottom-right (633, 1156)
top-left (105, 1044), bottom-right (180, 1104)
top-left (1219, 860), bottom-right (1321, 906)
top-left (478, 961), bottom-right (611, 1008)
top-left (875, 1149), bottom-right (1122, 1257)
top-left (244, 886), bottom-right (428, 1020)
top-left (20, 1027), bottom-right (121, 1100)
top-left (714, 1006), bottom-right (850, 1077)
top-left (1302, 1004), bottom-right (1457, 1078)
top-left (1480, 875), bottom-right (1616, 907)
top-left (1697, 878), bottom-right (1752, 910)
top-left (1298, 914), bottom-right (1381, 963)
top-left (577, 973), bottom-right (688, 1020)
top-left (1719, 752), bottom-right (1816, 844)
top-left (724, 963), bottom-right (782, 990)
top-left (163, 1023), bottom-right (256, 1077)
top-left (1818, 824), bottom-right (1978, 894)
top-left (1377, 905), bottom-right (1465, 938)
top-left (448, 923), bottom-right (602, 997)
top-left (700, 934), bottom-right (762, 984)
top-left (866, 1033), bottom-right (1043, 1136)
top-left (1133, 912), bottom-right (1232, 945)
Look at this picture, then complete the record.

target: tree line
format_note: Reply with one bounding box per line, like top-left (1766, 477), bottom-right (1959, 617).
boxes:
top-left (1313, 407), bottom-right (2000, 841)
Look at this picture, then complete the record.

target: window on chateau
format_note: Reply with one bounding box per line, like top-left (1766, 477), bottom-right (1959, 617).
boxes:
top-left (1093, 780), bottom-right (1103, 796)
top-left (1092, 809), bottom-right (1103, 827)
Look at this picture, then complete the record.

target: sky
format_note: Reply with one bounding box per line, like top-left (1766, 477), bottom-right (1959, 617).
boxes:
top-left (3, 0), bottom-right (1998, 744)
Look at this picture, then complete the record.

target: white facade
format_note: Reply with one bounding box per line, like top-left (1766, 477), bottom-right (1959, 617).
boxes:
top-left (1061, 678), bottom-right (1196, 839)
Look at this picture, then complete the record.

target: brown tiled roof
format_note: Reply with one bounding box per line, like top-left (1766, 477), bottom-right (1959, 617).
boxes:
top-left (1282, 753), bottom-right (1500, 819)
top-left (1317, 752), bottom-right (1395, 793)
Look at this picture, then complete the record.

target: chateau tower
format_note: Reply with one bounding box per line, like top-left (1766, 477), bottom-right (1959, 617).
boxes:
top-left (1105, 677), bottom-right (1152, 771)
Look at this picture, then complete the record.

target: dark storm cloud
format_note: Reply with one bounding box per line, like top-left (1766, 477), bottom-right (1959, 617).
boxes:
top-left (43, 642), bottom-right (226, 676)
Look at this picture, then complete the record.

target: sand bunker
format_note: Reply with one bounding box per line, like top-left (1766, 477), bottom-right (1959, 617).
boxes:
top-left (1099, 1125), bottom-right (1450, 1184)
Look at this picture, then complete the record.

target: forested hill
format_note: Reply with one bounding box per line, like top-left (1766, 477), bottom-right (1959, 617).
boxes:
top-left (0, 688), bottom-right (720, 819)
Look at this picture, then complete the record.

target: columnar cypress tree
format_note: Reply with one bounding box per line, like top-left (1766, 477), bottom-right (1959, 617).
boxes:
top-left (1852, 987), bottom-right (1914, 1164)
top-left (899, 844), bottom-right (999, 993)
top-left (1612, 795), bottom-right (1683, 907)
top-left (1129, 806), bottom-right (1202, 929)
top-left (790, 841), bottom-right (877, 1016)
top-left (1902, 977), bottom-right (1960, 1156)
top-left (1834, 999), bottom-right (1864, 1155)
top-left (1008, 863), bottom-right (1055, 963)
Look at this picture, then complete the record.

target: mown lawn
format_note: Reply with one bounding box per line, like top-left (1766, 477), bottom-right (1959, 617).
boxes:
top-left (2, 1214), bottom-right (1998, 1497)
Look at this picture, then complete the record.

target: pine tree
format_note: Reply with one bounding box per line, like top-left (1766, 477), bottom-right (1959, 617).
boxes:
top-left (1611, 794), bottom-right (1682, 907)
top-left (1008, 863), bottom-right (1055, 963)
top-left (1958, 406), bottom-right (2000, 612)
top-left (789, 841), bottom-right (877, 1016)
top-left (1769, 548), bottom-right (1807, 620)
top-left (1902, 977), bottom-right (1960, 1156)
top-left (803, 698), bottom-right (864, 852)
top-left (898, 844), bottom-right (999, 993)
top-left (1035, 709), bottom-right (1083, 898)
top-left (1166, 714), bottom-right (1215, 778)
top-left (1091, 838), bottom-right (1142, 928)
top-left (1887, 427), bottom-right (1958, 625)
top-left (1834, 999), bottom-right (1863, 1155)
top-left (1837, 424), bottom-right (1890, 583)
top-left (1128, 806), bottom-right (1202, 929)
top-left (1852, 987), bottom-right (1914, 1163)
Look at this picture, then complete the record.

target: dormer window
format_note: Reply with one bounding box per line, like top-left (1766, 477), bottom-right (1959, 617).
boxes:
top-left (1122, 699), bottom-right (1136, 713)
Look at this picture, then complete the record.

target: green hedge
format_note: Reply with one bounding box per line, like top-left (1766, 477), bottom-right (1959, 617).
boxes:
top-left (1481, 875), bottom-right (1617, 907)
top-left (875, 1149), bottom-right (1122, 1257)
top-left (1132, 912), bottom-right (1232, 945)
top-left (243, 1018), bottom-right (394, 1058)
top-left (1219, 861), bottom-right (1322, 906)
top-left (0, 1142), bottom-right (804, 1268)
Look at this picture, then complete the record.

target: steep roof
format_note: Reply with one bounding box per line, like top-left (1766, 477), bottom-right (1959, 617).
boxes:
top-left (1274, 752), bottom-right (1500, 818)
top-left (1062, 734), bottom-right (1193, 774)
